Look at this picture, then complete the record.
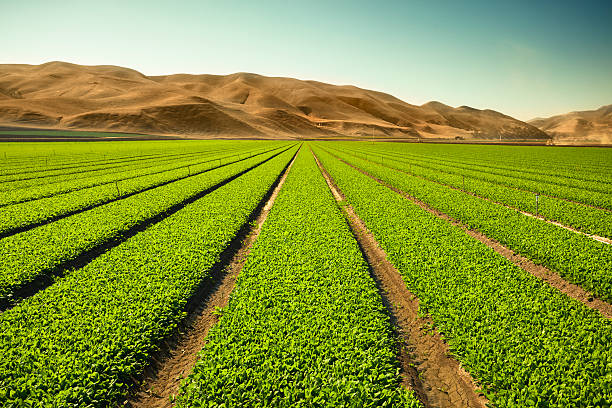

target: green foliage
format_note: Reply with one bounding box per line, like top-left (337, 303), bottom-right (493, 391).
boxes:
top-left (0, 143), bottom-right (284, 235)
top-left (0, 145), bottom-right (292, 303)
top-left (314, 146), bottom-right (612, 407)
top-left (328, 142), bottom-right (612, 238)
top-left (177, 148), bottom-right (420, 407)
top-left (319, 145), bottom-right (612, 302)
top-left (0, 139), bottom-right (609, 407)
top-left (0, 143), bottom-right (274, 205)
top-left (0, 147), bottom-right (297, 406)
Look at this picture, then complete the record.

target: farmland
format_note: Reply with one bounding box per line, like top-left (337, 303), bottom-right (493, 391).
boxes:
top-left (0, 140), bottom-right (610, 407)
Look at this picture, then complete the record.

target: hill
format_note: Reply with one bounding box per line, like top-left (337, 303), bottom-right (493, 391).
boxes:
top-left (0, 61), bottom-right (549, 140)
top-left (529, 105), bottom-right (612, 144)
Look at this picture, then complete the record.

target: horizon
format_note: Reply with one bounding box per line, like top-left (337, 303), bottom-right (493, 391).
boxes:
top-left (1, 0), bottom-right (611, 121)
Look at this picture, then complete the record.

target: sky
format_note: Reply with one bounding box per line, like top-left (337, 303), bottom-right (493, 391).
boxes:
top-left (1, 0), bottom-right (611, 120)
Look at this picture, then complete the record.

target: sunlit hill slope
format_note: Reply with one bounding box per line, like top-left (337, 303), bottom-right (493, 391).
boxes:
top-left (0, 61), bottom-right (550, 140)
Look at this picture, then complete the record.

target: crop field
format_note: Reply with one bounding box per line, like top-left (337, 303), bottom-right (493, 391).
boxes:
top-left (0, 140), bottom-right (610, 407)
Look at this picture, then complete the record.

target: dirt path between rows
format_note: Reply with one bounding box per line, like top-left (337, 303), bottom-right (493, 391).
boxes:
top-left (125, 149), bottom-right (299, 408)
top-left (331, 152), bottom-right (612, 319)
top-left (336, 149), bottom-right (611, 245)
top-left (313, 149), bottom-right (488, 408)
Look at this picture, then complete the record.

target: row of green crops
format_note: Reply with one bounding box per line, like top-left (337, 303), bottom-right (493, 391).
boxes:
top-left (0, 146), bottom-right (192, 179)
top-left (0, 145), bottom-right (294, 303)
top-left (0, 141), bottom-right (273, 188)
top-left (0, 144), bottom-right (288, 235)
top-left (339, 142), bottom-right (612, 184)
top-left (177, 148), bottom-right (420, 407)
top-left (0, 140), bottom-right (245, 173)
top-left (0, 145), bottom-right (244, 193)
top-left (314, 146), bottom-right (612, 407)
top-left (0, 145), bottom-right (274, 201)
top-left (334, 142), bottom-right (612, 195)
top-left (0, 147), bottom-right (207, 183)
top-left (317, 146), bottom-right (612, 302)
top-left (0, 150), bottom-right (216, 202)
top-left (0, 146), bottom-right (297, 407)
top-left (325, 144), bottom-right (612, 239)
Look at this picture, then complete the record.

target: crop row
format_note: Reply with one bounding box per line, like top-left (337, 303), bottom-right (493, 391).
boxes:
top-left (0, 145), bottom-right (294, 303)
top-left (0, 143), bottom-right (257, 186)
top-left (325, 144), bottom-right (612, 239)
top-left (0, 144), bottom-right (289, 236)
top-left (333, 143), bottom-right (611, 209)
top-left (0, 143), bottom-right (278, 204)
top-left (0, 147), bottom-right (229, 193)
top-left (0, 148), bottom-right (207, 189)
top-left (317, 146), bottom-right (612, 301)
top-left (0, 142), bottom-right (157, 166)
top-left (338, 142), bottom-right (612, 193)
top-left (0, 145), bottom-right (266, 202)
top-left (0, 150), bottom-right (161, 176)
top-left (0, 148), bottom-right (184, 180)
top-left (350, 142), bottom-right (612, 184)
top-left (0, 140), bottom-right (257, 179)
top-left (0, 147), bottom-right (297, 407)
top-left (314, 147), bottom-right (612, 407)
top-left (177, 148), bottom-right (420, 407)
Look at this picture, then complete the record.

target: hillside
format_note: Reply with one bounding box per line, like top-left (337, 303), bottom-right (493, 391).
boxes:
top-left (529, 105), bottom-right (612, 144)
top-left (0, 61), bottom-right (549, 140)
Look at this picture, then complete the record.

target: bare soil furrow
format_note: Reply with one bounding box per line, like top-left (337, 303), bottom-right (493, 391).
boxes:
top-left (332, 152), bottom-right (612, 319)
top-left (126, 148), bottom-right (299, 408)
top-left (313, 149), bottom-right (488, 408)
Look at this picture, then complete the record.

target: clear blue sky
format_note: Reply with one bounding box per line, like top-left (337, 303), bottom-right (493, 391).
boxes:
top-left (1, 0), bottom-right (610, 120)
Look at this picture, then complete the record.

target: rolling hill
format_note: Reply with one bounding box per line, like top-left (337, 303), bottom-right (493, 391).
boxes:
top-left (0, 61), bottom-right (550, 140)
top-left (529, 105), bottom-right (612, 144)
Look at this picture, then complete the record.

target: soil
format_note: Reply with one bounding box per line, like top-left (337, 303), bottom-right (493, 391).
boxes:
top-left (333, 153), bottom-right (612, 319)
top-left (125, 149), bottom-right (299, 407)
top-left (313, 149), bottom-right (488, 408)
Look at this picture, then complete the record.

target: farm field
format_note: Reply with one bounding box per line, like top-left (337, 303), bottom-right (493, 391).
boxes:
top-left (0, 140), bottom-right (610, 407)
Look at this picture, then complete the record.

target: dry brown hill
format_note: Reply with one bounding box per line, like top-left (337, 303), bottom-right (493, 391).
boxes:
top-left (529, 105), bottom-right (612, 144)
top-left (0, 61), bottom-right (549, 140)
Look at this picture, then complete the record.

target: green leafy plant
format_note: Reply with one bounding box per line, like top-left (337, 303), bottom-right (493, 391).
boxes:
top-left (314, 145), bottom-right (612, 407)
top-left (177, 148), bottom-right (420, 407)
top-left (0, 146), bottom-right (297, 406)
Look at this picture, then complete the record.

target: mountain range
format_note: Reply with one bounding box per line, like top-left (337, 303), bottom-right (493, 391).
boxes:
top-left (0, 62), bottom-right (608, 142)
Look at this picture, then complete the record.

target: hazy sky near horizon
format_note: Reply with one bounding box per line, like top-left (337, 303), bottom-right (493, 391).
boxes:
top-left (1, 0), bottom-right (610, 120)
